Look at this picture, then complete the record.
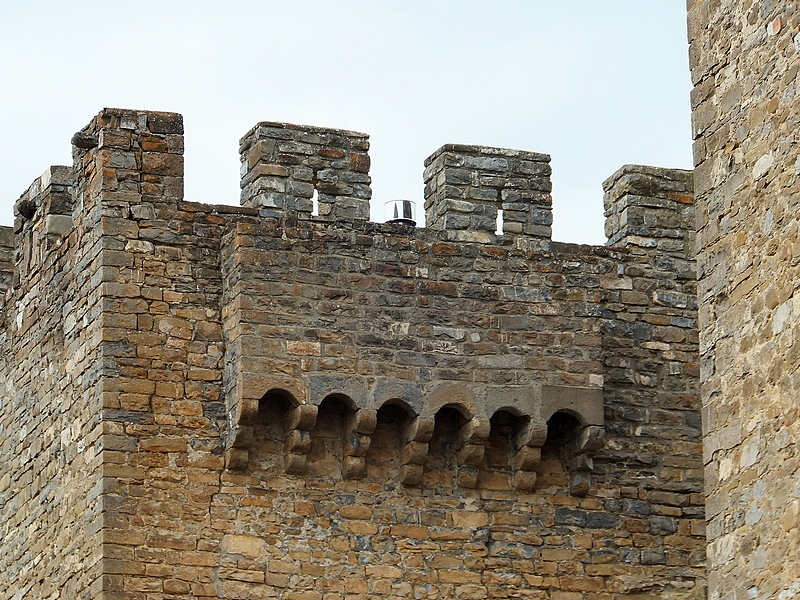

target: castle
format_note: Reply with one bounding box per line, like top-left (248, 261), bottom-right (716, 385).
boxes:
top-left (0, 106), bottom-right (705, 598)
top-left (0, 2), bottom-right (796, 599)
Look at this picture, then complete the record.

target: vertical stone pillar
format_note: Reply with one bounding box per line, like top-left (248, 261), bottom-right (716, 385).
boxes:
top-left (71, 108), bottom-right (184, 211)
top-left (13, 166), bottom-right (73, 277)
top-left (423, 144), bottom-right (552, 242)
top-left (0, 226), bottom-right (14, 306)
top-left (603, 165), bottom-right (694, 259)
top-left (239, 122), bottom-right (371, 222)
top-left (456, 416), bottom-right (490, 488)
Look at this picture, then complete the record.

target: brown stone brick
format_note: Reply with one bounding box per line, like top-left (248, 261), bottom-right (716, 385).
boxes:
top-left (103, 559), bottom-right (146, 575)
top-left (343, 521), bottom-right (378, 535)
top-left (390, 524), bottom-right (429, 539)
top-left (340, 505), bottom-right (372, 519)
top-left (139, 438), bottom-right (187, 453)
top-left (449, 511), bottom-right (489, 528)
top-left (439, 569), bottom-right (482, 584)
top-left (365, 565), bottom-right (403, 579)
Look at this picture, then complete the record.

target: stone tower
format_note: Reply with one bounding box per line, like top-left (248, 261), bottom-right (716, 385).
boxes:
top-left (689, 2), bottom-right (800, 599)
top-left (0, 109), bottom-right (704, 598)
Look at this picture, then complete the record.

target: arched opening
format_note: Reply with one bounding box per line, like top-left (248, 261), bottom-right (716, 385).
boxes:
top-left (482, 410), bottom-right (530, 488)
top-left (250, 389), bottom-right (297, 474)
top-left (307, 395), bottom-right (354, 478)
top-left (427, 405), bottom-right (469, 477)
top-left (366, 401), bottom-right (414, 478)
top-left (539, 411), bottom-right (582, 488)
top-left (542, 411), bottom-right (582, 456)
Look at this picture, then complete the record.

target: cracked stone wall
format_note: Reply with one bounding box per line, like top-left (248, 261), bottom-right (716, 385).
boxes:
top-left (1, 108), bottom-right (703, 599)
top-left (688, 1), bottom-right (800, 599)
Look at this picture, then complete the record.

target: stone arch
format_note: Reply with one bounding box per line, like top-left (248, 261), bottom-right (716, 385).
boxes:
top-left (539, 410), bottom-right (606, 496)
top-left (370, 378), bottom-right (424, 415)
top-left (537, 411), bottom-right (582, 487)
top-left (307, 394), bottom-right (356, 478)
top-left (425, 402), bottom-right (490, 488)
top-left (318, 391), bottom-right (358, 412)
top-left (539, 384), bottom-right (603, 428)
top-left (425, 404), bottom-right (471, 480)
top-left (377, 397), bottom-right (418, 418)
top-left (366, 400), bottom-right (416, 478)
top-left (483, 409), bottom-right (531, 480)
top-left (257, 388), bottom-right (299, 431)
top-left (226, 385), bottom-right (308, 472)
top-left (235, 374), bottom-right (309, 426)
top-left (247, 388), bottom-right (299, 474)
top-left (436, 402), bottom-right (473, 421)
top-left (493, 404), bottom-right (526, 418)
top-left (261, 387), bottom-right (299, 410)
top-left (425, 382), bottom-right (478, 419)
top-left (541, 406), bottom-right (586, 427)
top-left (543, 411), bottom-right (583, 450)
top-left (536, 386), bottom-right (605, 496)
top-left (307, 375), bottom-right (368, 410)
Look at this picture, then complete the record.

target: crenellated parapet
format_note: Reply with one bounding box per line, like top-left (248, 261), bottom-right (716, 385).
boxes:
top-left (70, 108), bottom-right (184, 209)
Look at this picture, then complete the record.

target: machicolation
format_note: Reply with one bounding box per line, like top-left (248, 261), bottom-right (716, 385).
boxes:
top-left (0, 108), bottom-right (704, 599)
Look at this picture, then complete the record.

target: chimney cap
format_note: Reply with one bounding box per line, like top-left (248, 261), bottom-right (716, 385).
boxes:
top-left (385, 199), bottom-right (416, 226)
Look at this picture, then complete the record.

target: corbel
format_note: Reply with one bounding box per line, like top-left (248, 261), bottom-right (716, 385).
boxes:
top-left (399, 416), bottom-right (435, 486)
top-left (568, 425), bottom-right (605, 497)
top-left (342, 408), bottom-right (378, 479)
top-left (284, 404), bottom-right (318, 475)
top-left (512, 421), bottom-right (548, 491)
top-left (224, 397), bottom-right (260, 471)
top-left (456, 416), bottom-right (491, 488)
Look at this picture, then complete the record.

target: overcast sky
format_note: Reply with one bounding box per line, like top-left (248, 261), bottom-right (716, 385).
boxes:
top-left (0, 1), bottom-right (692, 245)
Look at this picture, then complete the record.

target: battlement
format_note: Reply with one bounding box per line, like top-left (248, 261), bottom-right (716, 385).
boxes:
top-left (603, 164), bottom-right (694, 253)
top-left (424, 144), bottom-right (553, 243)
top-left (240, 121), bottom-right (371, 221)
top-left (0, 226), bottom-right (13, 299)
top-left (0, 108), bottom-right (703, 600)
top-left (16, 108), bottom-right (694, 242)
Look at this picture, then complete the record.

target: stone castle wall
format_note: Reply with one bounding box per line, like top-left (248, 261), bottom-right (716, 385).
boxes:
top-left (0, 166), bottom-right (108, 597)
top-left (689, 2), bottom-right (800, 599)
top-left (0, 108), bottom-right (704, 599)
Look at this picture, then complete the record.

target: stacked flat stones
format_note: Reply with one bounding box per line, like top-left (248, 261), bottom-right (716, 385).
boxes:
top-left (424, 144), bottom-right (552, 243)
top-left (240, 122), bottom-right (371, 222)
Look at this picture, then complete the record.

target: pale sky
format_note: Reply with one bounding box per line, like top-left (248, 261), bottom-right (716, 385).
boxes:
top-left (0, 1), bottom-right (692, 245)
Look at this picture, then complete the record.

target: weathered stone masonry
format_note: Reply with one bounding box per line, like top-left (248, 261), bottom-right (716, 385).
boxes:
top-left (689, 2), bottom-right (800, 599)
top-left (1, 108), bottom-right (703, 599)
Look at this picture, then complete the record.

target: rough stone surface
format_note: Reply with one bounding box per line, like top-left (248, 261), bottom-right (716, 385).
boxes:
top-left (0, 108), bottom-right (703, 599)
top-left (424, 144), bottom-right (553, 242)
top-left (688, 2), bottom-right (800, 599)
